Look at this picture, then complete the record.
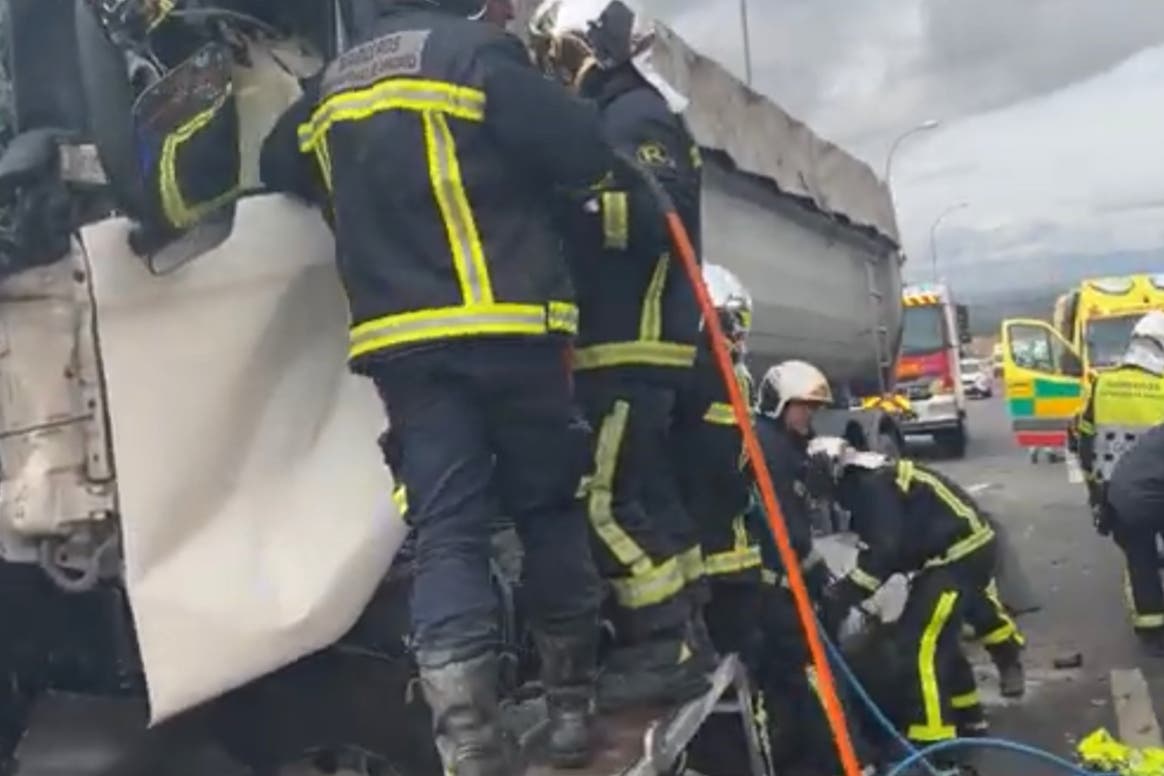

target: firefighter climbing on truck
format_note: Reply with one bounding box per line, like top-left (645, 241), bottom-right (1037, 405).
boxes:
top-left (805, 437), bottom-right (997, 770)
top-left (257, 0), bottom-right (663, 770)
top-left (529, 0), bottom-right (714, 708)
top-left (672, 263), bottom-right (764, 659)
top-left (1078, 310), bottom-right (1164, 652)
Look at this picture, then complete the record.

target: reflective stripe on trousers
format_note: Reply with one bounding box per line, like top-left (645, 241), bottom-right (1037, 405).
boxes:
top-left (907, 590), bottom-right (960, 743)
top-left (588, 400), bottom-right (685, 610)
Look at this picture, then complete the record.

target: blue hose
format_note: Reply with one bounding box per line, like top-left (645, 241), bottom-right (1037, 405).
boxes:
top-left (812, 611), bottom-right (1116, 776)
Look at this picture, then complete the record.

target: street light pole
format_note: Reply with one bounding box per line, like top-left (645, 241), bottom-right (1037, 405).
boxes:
top-left (884, 119), bottom-right (941, 187)
top-left (929, 201), bottom-right (969, 282)
top-left (739, 0), bottom-right (753, 87)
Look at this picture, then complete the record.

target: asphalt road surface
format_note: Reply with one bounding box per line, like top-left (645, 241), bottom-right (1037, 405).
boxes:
top-left (902, 396), bottom-right (1159, 775)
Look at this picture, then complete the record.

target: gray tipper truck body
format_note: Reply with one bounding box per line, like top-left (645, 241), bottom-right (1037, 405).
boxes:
top-left (0, 2), bottom-right (1009, 775)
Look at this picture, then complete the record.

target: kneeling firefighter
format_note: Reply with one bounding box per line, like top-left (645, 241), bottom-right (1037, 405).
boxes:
top-left (806, 438), bottom-right (997, 759)
top-left (671, 263), bottom-right (764, 658)
top-left (751, 362), bottom-right (878, 774)
top-left (260, 0), bottom-right (632, 771)
top-left (530, 0), bottom-right (712, 709)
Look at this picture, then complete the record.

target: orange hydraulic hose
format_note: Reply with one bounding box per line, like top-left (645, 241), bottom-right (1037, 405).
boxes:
top-left (660, 205), bottom-right (863, 776)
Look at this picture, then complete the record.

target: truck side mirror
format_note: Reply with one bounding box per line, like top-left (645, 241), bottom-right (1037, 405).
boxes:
top-left (956, 304), bottom-right (971, 345)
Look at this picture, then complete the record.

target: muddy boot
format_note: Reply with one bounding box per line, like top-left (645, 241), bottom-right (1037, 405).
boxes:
top-left (987, 641), bottom-right (1026, 699)
top-left (418, 652), bottom-right (515, 776)
top-left (597, 632), bottom-right (712, 711)
top-left (534, 626), bottom-right (598, 769)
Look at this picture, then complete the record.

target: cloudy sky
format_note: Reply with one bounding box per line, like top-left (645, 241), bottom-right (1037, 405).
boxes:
top-left (636, 0), bottom-right (1164, 291)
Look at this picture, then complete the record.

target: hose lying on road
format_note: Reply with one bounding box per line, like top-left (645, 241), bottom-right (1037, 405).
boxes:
top-left (815, 608), bottom-right (1118, 776)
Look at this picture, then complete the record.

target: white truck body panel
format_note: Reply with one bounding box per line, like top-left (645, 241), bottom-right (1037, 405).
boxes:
top-left (80, 197), bottom-right (405, 723)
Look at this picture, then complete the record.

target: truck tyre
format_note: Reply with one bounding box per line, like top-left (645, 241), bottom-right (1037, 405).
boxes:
top-left (937, 423), bottom-right (967, 459)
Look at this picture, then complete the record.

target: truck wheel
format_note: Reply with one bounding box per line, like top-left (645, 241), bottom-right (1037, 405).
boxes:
top-left (937, 424), bottom-right (967, 459)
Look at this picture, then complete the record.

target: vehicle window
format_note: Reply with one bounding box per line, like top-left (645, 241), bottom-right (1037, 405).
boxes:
top-left (901, 305), bottom-right (946, 357)
top-left (1008, 324), bottom-right (1063, 374)
top-left (1085, 315), bottom-right (1140, 369)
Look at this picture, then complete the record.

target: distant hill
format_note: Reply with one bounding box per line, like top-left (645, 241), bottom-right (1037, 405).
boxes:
top-left (904, 246), bottom-right (1164, 335)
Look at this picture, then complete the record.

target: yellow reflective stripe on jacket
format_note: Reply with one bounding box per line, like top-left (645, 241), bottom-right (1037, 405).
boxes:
top-left (572, 341), bottom-right (696, 369)
top-left (979, 578), bottom-right (1024, 647)
top-left (848, 567), bottom-right (882, 593)
top-left (610, 557), bottom-right (685, 610)
top-left (159, 90), bottom-right (240, 229)
top-left (897, 459), bottom-right (995, 568)
top-left (392, 485), bottom-right (408, 517)
top-left (907, 590), bottom-right (959, 743)
top-left (678, 545), bottom-right (705, 583)
top-left (602, 192), bottom-right (629, 250)
top-left (703, 402), bottom-right (736, 425)
top-left (313, 134), bottom-right (334, 194)
top-left (349, 302), bottom-right (577, 359)
top-left (298, 78), bottom-right (485, 151)
top-left (423, 110), bottom-right (493, 305)
top-left (705, 516), bottom-right (762, 577)
top-left (640, 254), bottom-right (669, 341)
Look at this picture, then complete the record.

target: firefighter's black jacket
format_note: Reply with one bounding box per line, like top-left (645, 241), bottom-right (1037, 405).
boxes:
top-left (753, 415), bottom-right (822, 587)
top-left (833, 459), bottom-right (995, 603)
top-left (677, 352), bottom-right (753, 522)
top-left (561, 67), bottom-right (703, 384)
top-left (1108, 422), bottom-right (1164, 530)
top-left (260, 0), bottom-right (616, 371)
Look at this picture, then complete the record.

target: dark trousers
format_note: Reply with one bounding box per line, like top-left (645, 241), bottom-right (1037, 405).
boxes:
top-left (575, 375), bottom-right (689, 638)
top-left (895, 548), bottom-right (992, 746)
top-left (370, 339), bottom-right (601, 668)
top-left (1113, 520), bottom-right (1164, 633)
top-left (964, 577), bottom-right (1025, 650)
top-left (755, 587), bottom-right (874, 773)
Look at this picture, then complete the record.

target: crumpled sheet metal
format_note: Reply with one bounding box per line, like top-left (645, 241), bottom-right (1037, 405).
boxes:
top-left (646, 24), bottom-right (900, 246)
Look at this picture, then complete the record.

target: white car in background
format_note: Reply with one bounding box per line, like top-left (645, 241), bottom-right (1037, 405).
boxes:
top-left (961, 357), bottom-right (994, 398)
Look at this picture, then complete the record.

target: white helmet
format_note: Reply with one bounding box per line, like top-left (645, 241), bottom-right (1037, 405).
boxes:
top-left (757, 360), bottom-right (834, 419)
top-left (528, 0), bottom-right (688, 112)
top-left (1124, 310), bottom-right (1164, 376)
top-left (703, 263), bottom-right (753, 356)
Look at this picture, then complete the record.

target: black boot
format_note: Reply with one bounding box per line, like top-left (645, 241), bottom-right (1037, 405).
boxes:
top-left (597, 632), bottom-right (712, 711)
top-left (534, 626), bottom-right (598, 769)
top-left (953, 703), bottom-right (990, 738)
top-left (987, 640), bottom-right (1026, 698)
top-left (418, 652), bottom-right (515, 776)
top-left (1137, 628), bottom-right (1164, 657)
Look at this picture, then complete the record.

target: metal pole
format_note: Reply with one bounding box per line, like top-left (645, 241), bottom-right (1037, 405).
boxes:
top-left (929, 201), bottom-right (969, 282)
top-left (740, 0), bottom-right (753, 86)
top-left (884, 119), bottom-right (941, 187)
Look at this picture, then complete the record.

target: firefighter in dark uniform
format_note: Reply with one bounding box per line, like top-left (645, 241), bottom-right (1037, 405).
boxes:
top-left (529, 0), bottom-right (710, 708)
top-left (1106, 422), bottom-right (1164, 653)
top-left (672, 263), bottom-right (764, 658)
top-left (259, 0), bottom-right (623, 770)
top-left (1078, 311), bottom-right (1164, 651)
top-left (750, 361), bottom-right (879, 775)
top-left (806, 438), bottom-right (996, 761)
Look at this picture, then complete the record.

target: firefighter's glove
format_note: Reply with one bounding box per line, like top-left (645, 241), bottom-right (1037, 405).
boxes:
top-left (820, 577), bottom-right (863, 639)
